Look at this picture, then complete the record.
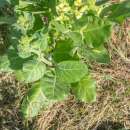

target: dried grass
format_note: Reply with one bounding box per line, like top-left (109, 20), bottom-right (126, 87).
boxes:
top-left (0, 73), bottom-right (31, 130)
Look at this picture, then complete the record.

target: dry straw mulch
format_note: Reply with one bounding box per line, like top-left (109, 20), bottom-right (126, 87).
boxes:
top-left (0, 73), bottom-right (25, 130)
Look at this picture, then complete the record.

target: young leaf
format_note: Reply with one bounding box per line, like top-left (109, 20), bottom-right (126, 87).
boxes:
top-left (84, 18), bottom-right (112, 47)
top-left (15, 60), bottom-right (46, 83)
top-left (72, 75), bottom-right (96, 102)
top-left (56, 61), bottom-right (88, 83)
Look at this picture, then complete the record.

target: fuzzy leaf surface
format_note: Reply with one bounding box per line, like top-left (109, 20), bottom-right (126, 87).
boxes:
top-left (21, 76), bottom-right (70, 118)
top-left (56, 61), bottom-right (88, 83)
top-left (15, 60), bottom-right (46, 83)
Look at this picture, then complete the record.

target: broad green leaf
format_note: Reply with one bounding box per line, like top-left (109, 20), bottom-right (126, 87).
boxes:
top-left (21, 82), bottom-right (48, 118)
top-left (53, 40), bottom-right (74, 62)
top-left (15, 60), bottom-right (46, 83)
top-left (100, 0), bottom-right (130, 23)
top-left (72, 75), bottom-right (96, 102)
top-left (56, 61), bottom-right (88, 83)
top-left (82, 45), bottom-right (110, 64)
top-left (84, 18), bottom-right (112, 47)
top-left (0, 55), bottom-right (12, 72)
top-left (21, 75), bottom-right (70, 118)
top-left (41, 76), bottom-right (70, 101)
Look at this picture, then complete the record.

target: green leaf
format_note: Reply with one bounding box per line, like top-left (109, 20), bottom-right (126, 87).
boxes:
top-left (41, 76), bottom-right (70, 101)
top-left (0, 55), bottom-right (12, 72)
top-left (31, 31), bottom-right (48, 52)
top-left (84, 18), bottom-right (112, 47)
top-left (73, 15), bottom-right (92, 31)
top-left (53, 40), bottom-right (74, 62)
top-left (68, 31), bottom-right (83, 45)
top-left (15, 60), bottom-right (46, 83)
top-left (56, 61), bottom-right (88, 83)
top-left (100, 0), bottom-right (130, 23)
top-left (21, 82), bottom-right (48, 118)
top-left (21, 75), bottom-right (70, 118)
top-left (82, 45), bottom-right (110, 64)
top-left (72, 75), bottom-right (96, 102)
top-left (7, 49), bottom-right (25, 70)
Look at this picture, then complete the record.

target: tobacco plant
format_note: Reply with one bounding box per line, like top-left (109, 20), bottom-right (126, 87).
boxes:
top-left (0, 0), bottom-right (130, 118)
